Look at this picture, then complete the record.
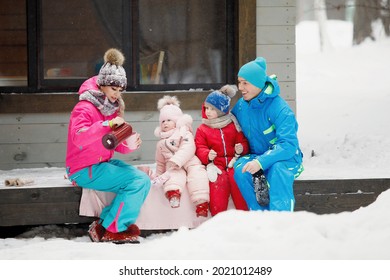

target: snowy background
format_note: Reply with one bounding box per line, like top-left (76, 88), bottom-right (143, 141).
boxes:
top-left (0, 20), bottom-right (390, 278)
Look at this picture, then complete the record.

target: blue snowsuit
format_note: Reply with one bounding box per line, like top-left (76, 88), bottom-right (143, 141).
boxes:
top-left (231, 77), bottom-right (303, 211)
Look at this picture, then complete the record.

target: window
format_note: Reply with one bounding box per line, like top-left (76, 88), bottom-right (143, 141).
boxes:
top-left (0, 0), bottom-right (235, 93)
top-left (0, 0), bottom-right (27, 87)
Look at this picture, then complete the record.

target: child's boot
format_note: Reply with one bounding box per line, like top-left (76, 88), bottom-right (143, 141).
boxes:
top-left (252, 170), bottom-right (270, 206)
top-left (195, 201), bottom-right (209, 217)
top-left (165, 189), bottom-right (181, 208)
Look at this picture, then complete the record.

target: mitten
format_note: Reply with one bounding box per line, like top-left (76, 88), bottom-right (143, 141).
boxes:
top-left (206, 162), bottom-right (222, 182)
top-left (151, 172), bottom-right (171, 188)
top-left (5, 178), bottom-right (34, 187)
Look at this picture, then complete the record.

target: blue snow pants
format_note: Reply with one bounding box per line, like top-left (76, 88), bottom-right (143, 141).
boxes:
top-left (234, 154), bottom-right (303, 211)
top-left (68, 159), bottom-right (151, 232)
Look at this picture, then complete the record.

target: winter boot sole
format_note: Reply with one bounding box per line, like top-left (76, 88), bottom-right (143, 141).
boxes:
top-left (253, 174), bottom-right (270, 207)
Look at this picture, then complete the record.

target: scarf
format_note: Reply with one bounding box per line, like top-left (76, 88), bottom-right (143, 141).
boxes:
top-left (79, 90), bottom-right (119, 116)
top-left (158, 127), bottom-right (176, 139)
top-left (202, 113), bottom-right (242, 132)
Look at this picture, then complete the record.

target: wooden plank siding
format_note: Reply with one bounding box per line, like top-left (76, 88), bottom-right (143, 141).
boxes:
top-left (0, 92), bottom-right (295, 170)
top-left (256, 0), bottom-right (296, 112)
top-left (1, 178), bottom-right (389, 227)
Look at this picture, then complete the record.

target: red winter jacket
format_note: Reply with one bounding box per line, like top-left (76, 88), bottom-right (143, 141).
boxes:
top-left (195, 105), bottom-right (249, 171)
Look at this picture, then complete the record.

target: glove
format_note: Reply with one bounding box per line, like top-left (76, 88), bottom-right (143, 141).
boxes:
top-left (206, 162), bottom-right (222, 182)
top-left (109, 116), bottom-right (125, 128)
top-left (5, 178), bottom-right (34, 187)
top-left (234, 143), bottom-right (243, 155)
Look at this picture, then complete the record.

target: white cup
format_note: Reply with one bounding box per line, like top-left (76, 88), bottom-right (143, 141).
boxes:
top-left (127, 132), bottom-right (139, 150)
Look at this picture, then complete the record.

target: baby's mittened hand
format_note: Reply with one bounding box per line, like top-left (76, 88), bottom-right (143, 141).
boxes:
top-left (152, 172), bottom-right (171, 188)
top-left (234, 143), bottom-right (243, 155)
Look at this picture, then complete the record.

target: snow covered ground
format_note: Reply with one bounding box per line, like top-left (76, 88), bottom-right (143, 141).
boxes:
top-left (1, 20), bottom-right (390, 279)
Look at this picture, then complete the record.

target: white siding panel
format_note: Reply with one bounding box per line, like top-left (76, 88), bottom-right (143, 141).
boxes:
top-left (257, 0), bottom-right (295, 7)
top-left (257, 26), bottom-right (295, 44)
top-left (256, 44), bottom-right (295, 62)
top-left (256, 7), bottom-right (296, 26)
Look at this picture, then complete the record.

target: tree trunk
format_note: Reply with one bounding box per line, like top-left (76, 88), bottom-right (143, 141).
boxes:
top-left (353, 0), bottom-right (381, 44)
top-left (315, 0), bottom-right (332, 51)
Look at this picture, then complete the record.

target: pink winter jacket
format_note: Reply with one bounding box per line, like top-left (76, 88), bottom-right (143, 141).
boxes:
top-left (154, 114), bottom-right (209, 203)
top-left (154, 114), bottom-right (198, 174)
top-left (65, 76), bottom-right (134, 176)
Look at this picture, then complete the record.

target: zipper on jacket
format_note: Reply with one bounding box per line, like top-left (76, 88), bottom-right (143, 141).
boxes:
top-left (220, 129), bottom-right (229, 168)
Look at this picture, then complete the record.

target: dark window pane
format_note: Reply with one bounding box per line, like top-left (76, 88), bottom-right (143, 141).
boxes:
top-left (138, 0), bottom-right (227, 85)
top-left (41, 0), bottom-right (124, 85)
top-left (0, 0), bottom-right (27, 86)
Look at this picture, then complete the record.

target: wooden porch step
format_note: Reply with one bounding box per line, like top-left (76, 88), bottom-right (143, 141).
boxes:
top-left (1, 178), bottom-right (389, 227)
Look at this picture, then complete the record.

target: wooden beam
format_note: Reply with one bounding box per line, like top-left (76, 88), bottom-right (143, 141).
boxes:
top-left (238, 0), bottom-right (256, 68)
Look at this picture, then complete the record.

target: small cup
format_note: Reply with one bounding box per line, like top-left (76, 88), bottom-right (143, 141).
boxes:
top-left (127, 132), bottom-right (139, 150)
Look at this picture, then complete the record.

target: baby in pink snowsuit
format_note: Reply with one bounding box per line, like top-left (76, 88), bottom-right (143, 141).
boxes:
top-left (154, 95), bottom-right (210, 217)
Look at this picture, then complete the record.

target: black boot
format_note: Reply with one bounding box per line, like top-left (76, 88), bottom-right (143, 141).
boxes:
top-left (252, 170), bottom-right (270, 207)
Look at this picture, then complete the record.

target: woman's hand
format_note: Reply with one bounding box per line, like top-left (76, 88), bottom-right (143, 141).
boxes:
top-left (109, 116), bottom-right (125, 128)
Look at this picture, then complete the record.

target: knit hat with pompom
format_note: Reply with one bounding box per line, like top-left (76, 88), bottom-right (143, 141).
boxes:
top-left (238, 57), bottom-right (267, 89)
top-left (157, 95), bottom-right (183, 124)
top-left (97, 48), bottom-right (127, 89)
top-left (205, 85), bottom-right (237, 117)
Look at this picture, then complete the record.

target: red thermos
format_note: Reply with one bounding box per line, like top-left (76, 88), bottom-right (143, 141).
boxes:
top-left (102, 122), bottom-right (133, 150)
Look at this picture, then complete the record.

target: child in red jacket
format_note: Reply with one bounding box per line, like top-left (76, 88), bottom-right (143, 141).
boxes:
top-left (195, 87), bottom-right (249, 216)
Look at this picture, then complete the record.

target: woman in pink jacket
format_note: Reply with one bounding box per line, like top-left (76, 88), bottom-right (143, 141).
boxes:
top-left (65, 49), bottom-right (150, 243)
top-left (154, 95), bottom-right (210, 217)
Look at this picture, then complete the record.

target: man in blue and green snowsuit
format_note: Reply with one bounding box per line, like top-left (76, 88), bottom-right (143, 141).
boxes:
top-left (230, 57), bottom-right (303, 211)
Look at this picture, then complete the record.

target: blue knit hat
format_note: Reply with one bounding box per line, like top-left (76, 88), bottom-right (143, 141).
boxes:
top-left (205, 90), bottom-right (234, 116)
top-left (238, 57), bottom-right (267, 89)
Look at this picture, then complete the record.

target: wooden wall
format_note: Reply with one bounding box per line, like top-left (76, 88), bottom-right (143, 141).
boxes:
top-left (256, 0), bottom-right (296, 112)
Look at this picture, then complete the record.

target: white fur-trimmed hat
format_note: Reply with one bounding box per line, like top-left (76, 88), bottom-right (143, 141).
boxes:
top-left (157, 95), bottom-right (183, 124)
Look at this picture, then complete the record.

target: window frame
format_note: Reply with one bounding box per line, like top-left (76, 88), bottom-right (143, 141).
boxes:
top-left (1, 0), bottom-right (237, 94)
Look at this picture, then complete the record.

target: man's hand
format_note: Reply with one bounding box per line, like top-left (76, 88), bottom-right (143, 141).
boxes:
top-left (242, 160), bottom-right (261, 174)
